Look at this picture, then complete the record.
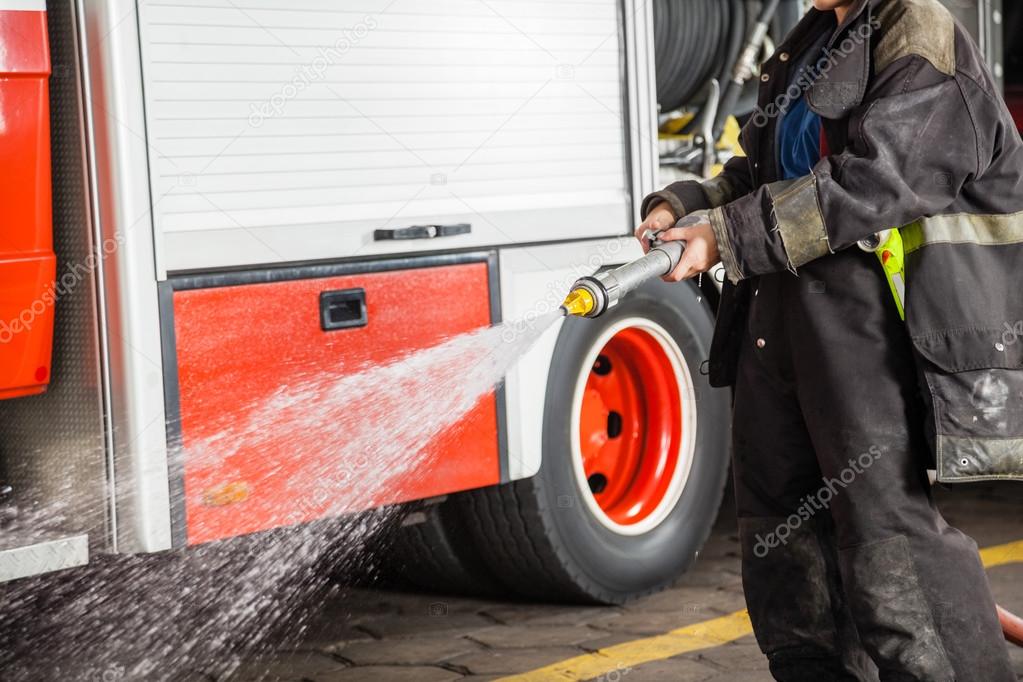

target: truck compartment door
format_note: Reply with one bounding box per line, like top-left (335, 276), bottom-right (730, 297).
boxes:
top-left (166, 257), bottom-right (501, 545)
top-left (0, 3), bottom-right (55, 399)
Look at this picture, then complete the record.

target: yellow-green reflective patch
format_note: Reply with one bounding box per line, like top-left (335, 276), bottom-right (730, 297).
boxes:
top-left (902, 212), bottom-right (1023, 254)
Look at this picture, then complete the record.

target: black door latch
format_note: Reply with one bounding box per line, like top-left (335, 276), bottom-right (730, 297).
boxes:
top-left (373, 223), bottom-right (471, 241)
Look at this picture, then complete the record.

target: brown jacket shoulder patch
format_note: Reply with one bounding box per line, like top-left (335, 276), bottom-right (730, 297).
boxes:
top-left (874, 0), bottom-right (956, 77)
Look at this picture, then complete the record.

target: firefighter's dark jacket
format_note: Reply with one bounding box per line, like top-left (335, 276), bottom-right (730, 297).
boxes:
top-left (642, 0), bottom-right (1023, 483)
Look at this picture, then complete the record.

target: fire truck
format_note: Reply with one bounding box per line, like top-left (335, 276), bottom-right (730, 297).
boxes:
top-left (0, 0), bottom-right (1016, 605)
top-left (0, 0), bottom-right (731, 604)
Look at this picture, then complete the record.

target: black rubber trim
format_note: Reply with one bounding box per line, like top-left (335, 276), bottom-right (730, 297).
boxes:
top-left (157, 280), bottom-right (188, 549)
top-left (167, 251), bottom-right (497, 291)
top-left (485, 252), bottom-right (511, 485)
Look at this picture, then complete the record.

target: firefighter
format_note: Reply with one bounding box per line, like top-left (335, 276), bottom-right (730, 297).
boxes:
top-left (637, 0), bottom-right (1022, 679)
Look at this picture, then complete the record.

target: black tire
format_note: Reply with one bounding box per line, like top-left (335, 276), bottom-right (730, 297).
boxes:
top-left (462, 278), bottom-right (731, 604)
top-left (388, 497), bottom-right (504, 597)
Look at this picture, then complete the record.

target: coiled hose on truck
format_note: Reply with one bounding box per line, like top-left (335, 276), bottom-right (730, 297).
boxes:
top-left (653, 0), bottom-right (747, 115)
top-left (654, 0), bottom-right (803, 125)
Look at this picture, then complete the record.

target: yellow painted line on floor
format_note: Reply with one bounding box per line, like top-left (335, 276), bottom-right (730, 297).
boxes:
top-left (980, 539), bottom-right (1023, 569)
top-left (497, 539), bottom-right (1023, 682)
top-left (495, 609), bottom-right (754, 681)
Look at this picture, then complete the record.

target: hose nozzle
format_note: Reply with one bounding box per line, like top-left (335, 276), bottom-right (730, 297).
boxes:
top-left (561, 287), bottom-right (597, 317)
top-left (561, 240), bottom-right (686, 320)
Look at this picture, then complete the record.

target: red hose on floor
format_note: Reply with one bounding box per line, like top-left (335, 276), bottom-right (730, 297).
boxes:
top-left (998, 605), bottom-right (1023, 647)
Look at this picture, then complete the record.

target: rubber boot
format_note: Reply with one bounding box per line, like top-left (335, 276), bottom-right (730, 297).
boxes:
top-left (837, 529), bottom-right (1011, 682)
top-left (740, 516), bottom-right (878, 682)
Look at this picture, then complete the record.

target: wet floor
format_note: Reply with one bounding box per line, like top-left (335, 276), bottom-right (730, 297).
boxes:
top-left (189, 484), bottom-right (1023, 680)
top-left (3, 484), bottom-right (1021, 681)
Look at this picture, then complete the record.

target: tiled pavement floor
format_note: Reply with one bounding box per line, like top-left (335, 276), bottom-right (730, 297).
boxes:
top-left (223, 483), bottom-right (1023, 681)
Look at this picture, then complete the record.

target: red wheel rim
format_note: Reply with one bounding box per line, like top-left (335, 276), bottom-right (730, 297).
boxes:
top-left (577, 326), bottom-right (685, 528)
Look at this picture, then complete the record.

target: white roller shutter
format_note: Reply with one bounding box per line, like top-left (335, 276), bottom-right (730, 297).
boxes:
top-left (136, 0), bottom-right (634, 272)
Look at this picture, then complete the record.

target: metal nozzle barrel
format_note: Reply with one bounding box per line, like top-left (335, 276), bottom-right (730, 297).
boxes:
top-left (561, 240), bottom-right (686, 318)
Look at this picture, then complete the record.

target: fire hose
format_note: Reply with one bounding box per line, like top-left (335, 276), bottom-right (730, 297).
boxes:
top-left (560, 240), bottom-right (1023, 648)
top-left (1000, 606), bottom-right (1023, 647)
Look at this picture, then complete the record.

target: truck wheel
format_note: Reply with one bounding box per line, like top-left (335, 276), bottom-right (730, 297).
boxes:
top-left (463, 278), bottom-right (730, 603)
top-left (388, 497), bottom-right (504, 597)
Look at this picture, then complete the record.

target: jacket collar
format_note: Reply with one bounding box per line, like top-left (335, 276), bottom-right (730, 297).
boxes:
top-left (796, 0), bottom-right (875, 119)
top-left (832, 0), bottom-right (871, 38)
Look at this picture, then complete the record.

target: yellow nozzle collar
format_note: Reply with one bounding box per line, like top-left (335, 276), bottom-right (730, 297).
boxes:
top-left (561, 287), bottom-right (596, 317)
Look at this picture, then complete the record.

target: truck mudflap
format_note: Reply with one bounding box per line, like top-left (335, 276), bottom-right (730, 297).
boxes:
top-left (0, 3), bottom-right (55, 399)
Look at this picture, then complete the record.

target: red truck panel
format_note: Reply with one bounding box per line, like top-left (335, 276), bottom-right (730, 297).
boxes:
top-left (172, 261), bottom-right (501, 544)
top-left (0, 8), bottom-right (55, 399)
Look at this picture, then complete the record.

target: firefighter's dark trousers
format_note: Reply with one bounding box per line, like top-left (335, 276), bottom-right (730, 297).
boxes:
top-left (731, 248), bottom-right (1014, 682)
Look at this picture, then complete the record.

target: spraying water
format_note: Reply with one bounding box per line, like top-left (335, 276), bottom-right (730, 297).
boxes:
top-left (0, 310), bottom-right (563, 681)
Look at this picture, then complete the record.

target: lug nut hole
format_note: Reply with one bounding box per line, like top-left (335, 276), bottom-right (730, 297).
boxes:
top-left (592, 355), bottom-right (612, 376)
top-left (607, 411), bottom-right (623, 438)
top-left (588, 473), bottom-right (608, 494)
